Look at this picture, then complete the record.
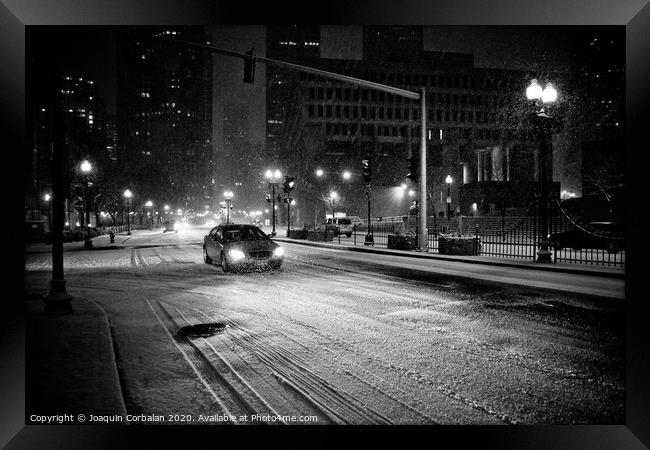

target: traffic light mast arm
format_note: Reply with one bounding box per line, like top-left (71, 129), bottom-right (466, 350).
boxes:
top-left (155, 36), bottom-right (420, 100)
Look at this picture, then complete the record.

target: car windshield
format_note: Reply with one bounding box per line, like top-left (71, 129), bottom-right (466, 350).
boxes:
top-left (339, 219), bottom-right (351, 225)
top-left (223, 227), bottom-right (267, 242)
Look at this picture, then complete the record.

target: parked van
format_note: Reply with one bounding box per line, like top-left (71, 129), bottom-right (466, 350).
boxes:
top-left (323, 217), bottom-right (354, 237)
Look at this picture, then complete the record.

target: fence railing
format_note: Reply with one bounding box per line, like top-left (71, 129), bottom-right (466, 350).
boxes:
top-left (325, 201), bottom-right (625, 268)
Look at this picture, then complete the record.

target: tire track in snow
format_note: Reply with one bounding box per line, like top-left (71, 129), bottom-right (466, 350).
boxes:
top-left (169, 303), bottom-right (287, 423)
top-left (143, 296), bottom-right (245, 420)
top-left (177, 301), bottom-right (393, 425)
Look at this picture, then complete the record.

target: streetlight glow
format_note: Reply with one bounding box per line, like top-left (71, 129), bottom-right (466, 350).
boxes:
top-left (445, 175), bottom-right (453, 184)
top-left (123, 189), bottom-right (133, 198)
top-left (145, 200), bottom-right (153, 208)
top-left (330, 191), bottom-right (338, 199)
top-left (541, 83), bottom-right (558, 103)
top-left (526, 79), bottom-right (543, 100)
top-left (44, 194), bottom-right (51, 201)
top-left (342, 171), bottom-right (351, 180)
top-left (80, 160), bottom-right (92, 173)
top-left (401, 183), bottom-right (408, 190)
top-left (316, 168), bottom-right (324, 177)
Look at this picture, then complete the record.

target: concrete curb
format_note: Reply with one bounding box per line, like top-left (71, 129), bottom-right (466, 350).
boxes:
top-left (273, 237), bottom-right (625, 279)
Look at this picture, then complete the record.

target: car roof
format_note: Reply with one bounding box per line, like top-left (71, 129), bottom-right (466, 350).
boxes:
top-left (219, 224), bottom-right (260, 229)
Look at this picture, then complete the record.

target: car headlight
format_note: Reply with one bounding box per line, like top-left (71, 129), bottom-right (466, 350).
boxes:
top-left (228, 249), bottom-right (246, 261)
top-left (273, 247), bottom-right (284, 257)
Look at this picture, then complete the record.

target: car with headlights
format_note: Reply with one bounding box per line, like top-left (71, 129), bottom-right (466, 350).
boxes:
top-left (163, 220), bottom-right (182, 233)
top-left (202, 224), bottom-right (284, 272)
top-left (548, 221), bottom-right (625, 253)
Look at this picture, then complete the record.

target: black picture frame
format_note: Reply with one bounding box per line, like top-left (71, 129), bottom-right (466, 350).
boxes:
top-left (6, 0), bottom-right (649, 448)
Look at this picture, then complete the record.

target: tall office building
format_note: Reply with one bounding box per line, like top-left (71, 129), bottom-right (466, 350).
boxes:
top-left (267, 26), bottom-right (562, 224)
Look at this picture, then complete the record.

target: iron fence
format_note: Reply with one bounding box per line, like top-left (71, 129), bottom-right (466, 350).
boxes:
top-left (326, 201), bottom-right (624, 267)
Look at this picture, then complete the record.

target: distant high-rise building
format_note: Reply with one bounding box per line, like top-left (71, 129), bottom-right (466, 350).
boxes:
top-left (27, 70), bottom-right (111, 227)
top-left (116, 26), bottom-right (213, 212)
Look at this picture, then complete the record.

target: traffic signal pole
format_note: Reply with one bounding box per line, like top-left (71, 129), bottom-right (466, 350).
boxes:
top-left (156, 35), bottom-right (427, 250)
top-left (418, 88), bottom-right (427, 251)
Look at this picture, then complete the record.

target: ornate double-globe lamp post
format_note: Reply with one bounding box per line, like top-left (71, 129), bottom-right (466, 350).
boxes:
top-left (123, 189), bottom-right (133, 235)
top-left (80, 160), bottom-right (93, 248)
top-left (526, 79), bottom-right (559, 263)
top-left (265, 169), bottom-right (282, 236)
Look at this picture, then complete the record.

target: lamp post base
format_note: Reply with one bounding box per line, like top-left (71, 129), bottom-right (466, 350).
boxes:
top-left (43, 279), bottom-right (73, 313)
top-left (536, 244), bottom-right (553, 263)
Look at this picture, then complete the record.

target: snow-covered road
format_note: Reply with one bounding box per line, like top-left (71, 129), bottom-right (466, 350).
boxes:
top-left (24, 226), bottom-right (624, 425)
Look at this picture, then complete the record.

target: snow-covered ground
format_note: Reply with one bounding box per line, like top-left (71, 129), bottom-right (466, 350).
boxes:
top-left (24, 225), bottom-right (624, 425)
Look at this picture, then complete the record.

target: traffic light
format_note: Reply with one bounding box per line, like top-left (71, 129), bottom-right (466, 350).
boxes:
top-left (282, 176), bottom-right (295, 193)
top-left (243, 48), bottom-right (255, 84)
top-left (361, 158), bottom-right (372, 183)
top-left (407, 154), bottom-right (418, 181)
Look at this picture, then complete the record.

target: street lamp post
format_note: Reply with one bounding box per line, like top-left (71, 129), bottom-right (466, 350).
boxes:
top-left (123, 189), bottom-right (133, 235)
top-left (445, 175), bottom-right (453, 220)
top-left (265, 169), bottom-right (282, 236)
top-left (44, 193), bottom-right (52, 233)
top-left (80, 160), bottom-right (93, 248)
top-left (224, 191), bottom-right (233, 224)
top-left (526, 79), bottom-right (559, 263)
top-left (145, 200), bottom-right (153, 229)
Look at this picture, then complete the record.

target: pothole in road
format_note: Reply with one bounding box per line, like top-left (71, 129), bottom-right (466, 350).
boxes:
top-left (177, 322), bottom-right (228, 337)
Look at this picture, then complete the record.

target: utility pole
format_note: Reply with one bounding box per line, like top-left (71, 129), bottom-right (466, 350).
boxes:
top-left (43, 71), bottom-right (73, 312)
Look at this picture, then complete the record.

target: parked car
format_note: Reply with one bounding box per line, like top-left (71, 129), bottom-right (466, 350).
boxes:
top-left (203, 224), bottom-right (284, 272)
top-left (323, 218), bottom-right (354, 237)
top-left (163, 220), bottom-right (182, 233)
top-left (548, 221), bottom-right (625, 253)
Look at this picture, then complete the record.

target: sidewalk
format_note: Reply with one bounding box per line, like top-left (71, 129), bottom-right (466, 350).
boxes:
top-left (24, 294), bottom-right (128, 421)
top-left (25, 231), bottom-right (141, 254)
top-left (263, 228), bottom-right (625, 280)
